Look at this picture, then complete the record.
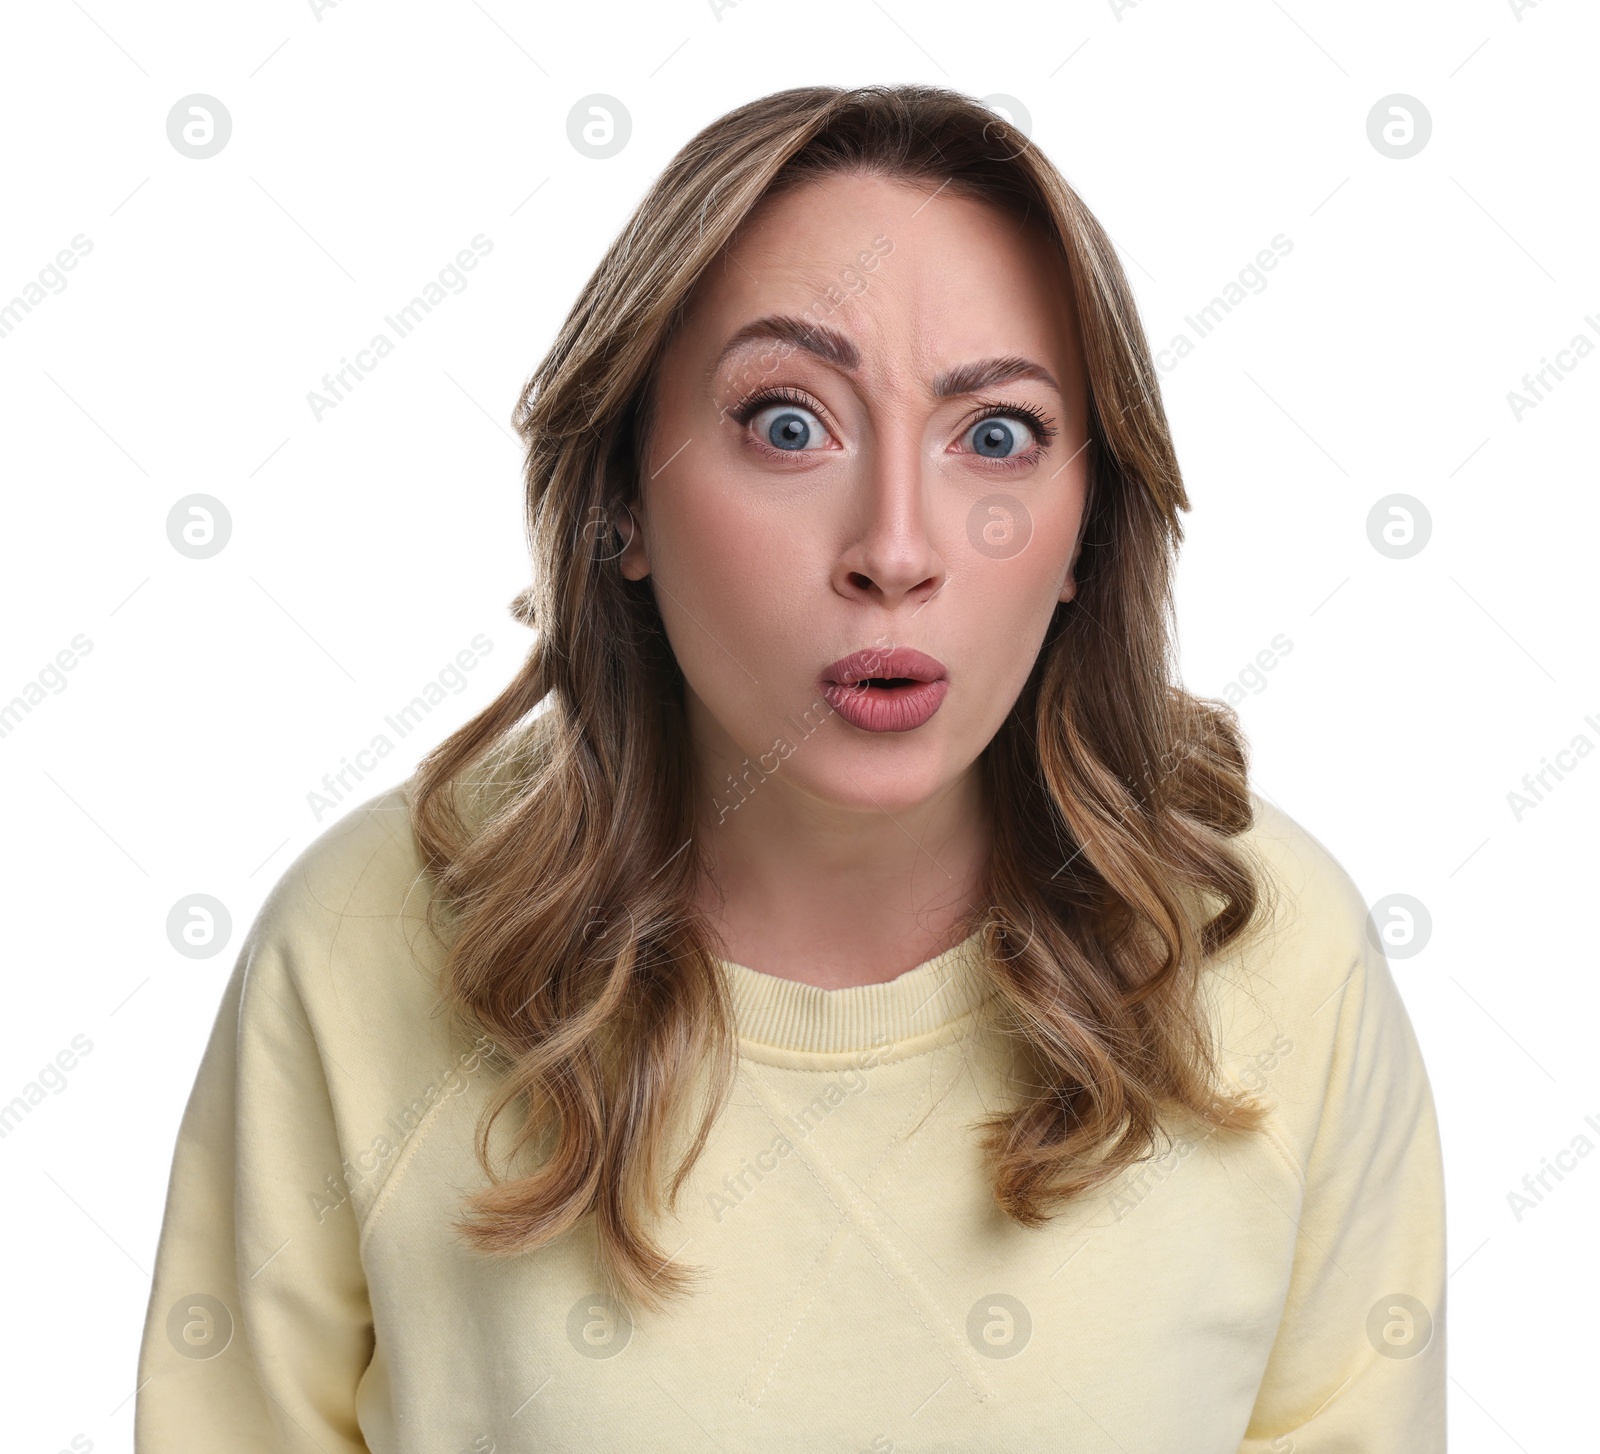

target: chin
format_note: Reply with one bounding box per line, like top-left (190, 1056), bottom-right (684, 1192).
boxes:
top-left (799, 748), bottom-right (964, 815)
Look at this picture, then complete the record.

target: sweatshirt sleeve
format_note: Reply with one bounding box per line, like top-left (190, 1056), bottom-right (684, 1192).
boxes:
top-left (1237, 933), bottom-right (1448, 1451)
top-left (135, 898), bottom-right (375, 1452)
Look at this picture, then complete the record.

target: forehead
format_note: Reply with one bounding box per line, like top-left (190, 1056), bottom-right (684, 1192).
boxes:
top-left (677, 173), bottom-right (1079, 384)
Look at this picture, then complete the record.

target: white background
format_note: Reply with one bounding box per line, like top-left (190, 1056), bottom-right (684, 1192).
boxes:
top-left (1, 1), bottom-right (1594, 1449)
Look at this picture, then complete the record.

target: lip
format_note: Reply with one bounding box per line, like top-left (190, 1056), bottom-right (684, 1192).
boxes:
top-left (820, 646), bottom-right (947, 687)
top-left (818, 646), bottom-right (949, 733)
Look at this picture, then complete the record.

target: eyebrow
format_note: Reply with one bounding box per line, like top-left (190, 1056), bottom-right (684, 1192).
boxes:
top-left (712, 314), bottom-right (1061, 397)
top-left (714, 315), bottom-right (860, 376)
top-left (934, 354), bottom-right (1060, 397)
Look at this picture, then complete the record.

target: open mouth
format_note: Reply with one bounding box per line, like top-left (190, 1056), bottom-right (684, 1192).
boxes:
top-left (818, 647), bottom-right (949, 732)
top-left (820, 647), bottom-right (947, 689)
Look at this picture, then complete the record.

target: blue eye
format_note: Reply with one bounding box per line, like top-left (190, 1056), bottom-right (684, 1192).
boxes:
top-left (966, 414), bottom-right (1036, 458)
top-left (751, 402), bottom-right (827, 451)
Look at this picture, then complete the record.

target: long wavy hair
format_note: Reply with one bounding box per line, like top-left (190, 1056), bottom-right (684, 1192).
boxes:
top-left (407, 83), bottom-right (1268, 1313)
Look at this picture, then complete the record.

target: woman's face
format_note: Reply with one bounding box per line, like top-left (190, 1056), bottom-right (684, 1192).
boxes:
top-left (623, 170), bottom-right (1091, 822)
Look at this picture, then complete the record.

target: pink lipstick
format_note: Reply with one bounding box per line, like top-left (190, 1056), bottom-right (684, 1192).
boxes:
top-left (818, 646), bottom-right (949, 733)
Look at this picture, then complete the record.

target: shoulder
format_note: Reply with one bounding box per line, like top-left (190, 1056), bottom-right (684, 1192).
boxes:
top-left (235, 781), bottom-right (458, 1087)
top-left (1203, 792), bottom-right (1414, 1152)
top-left (1228, 790), bottom-right (1372, 985)
top-left (214, 782), bottom-right (494, 1233)
top-left (251, 782), bottom-right (432, 953)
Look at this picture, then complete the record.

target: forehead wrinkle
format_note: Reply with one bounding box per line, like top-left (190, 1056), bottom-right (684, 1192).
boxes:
top-left (709, 315), bottom-right (861, 380)
top-left (704, 306), bottom-right (1068, 409)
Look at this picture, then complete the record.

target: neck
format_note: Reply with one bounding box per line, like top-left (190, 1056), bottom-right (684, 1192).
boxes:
top-left (692, 749), bottom-right (992, 990)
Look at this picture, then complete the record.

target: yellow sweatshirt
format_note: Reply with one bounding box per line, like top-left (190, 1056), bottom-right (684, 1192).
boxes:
top-left (135, 784), bottom-right (1446, 1451)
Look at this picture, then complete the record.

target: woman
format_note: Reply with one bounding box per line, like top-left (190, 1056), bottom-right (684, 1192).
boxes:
top-left (136, 84), bottom-right (1446, 1451)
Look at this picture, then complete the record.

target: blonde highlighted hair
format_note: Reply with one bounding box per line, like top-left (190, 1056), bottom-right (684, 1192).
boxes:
top-left (408, 83), bottom-right (1266, 1313)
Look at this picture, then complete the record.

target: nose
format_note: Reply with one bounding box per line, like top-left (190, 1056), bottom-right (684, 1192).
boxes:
top-left (832, 420), bottom-right (946, 609)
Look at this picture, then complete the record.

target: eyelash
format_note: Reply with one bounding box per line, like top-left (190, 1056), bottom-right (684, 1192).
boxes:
top-left (729, 387), bottom-right (1057, 468)
top-left (729, 386), bottom-right (820, 430)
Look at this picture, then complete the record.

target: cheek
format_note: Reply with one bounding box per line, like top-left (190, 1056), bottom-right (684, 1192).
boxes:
top-left (646, 470), bottom-right (816, 690)
top-left (953, 497), bottom-right (1081, 697)
top-left (963, 554), bottom-right (1062, 672)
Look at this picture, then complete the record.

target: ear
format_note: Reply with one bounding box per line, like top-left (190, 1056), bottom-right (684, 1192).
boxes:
top-left (1058, 540), bottom-right (1082, 604)
top-left (616, 499), bottom-right (651, 581)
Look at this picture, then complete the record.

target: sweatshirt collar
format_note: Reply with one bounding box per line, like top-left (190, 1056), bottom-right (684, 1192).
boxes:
top-left (716, 929), bottom-right (995, 1066)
